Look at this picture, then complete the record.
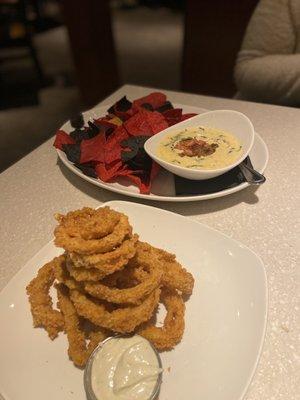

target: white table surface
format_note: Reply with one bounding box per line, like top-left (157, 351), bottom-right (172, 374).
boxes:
top-left (1, 84), bottom-right (299, 400)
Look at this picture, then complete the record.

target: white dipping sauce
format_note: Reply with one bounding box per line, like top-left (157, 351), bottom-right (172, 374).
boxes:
top-left (90, 336), bottom-right (162, 400)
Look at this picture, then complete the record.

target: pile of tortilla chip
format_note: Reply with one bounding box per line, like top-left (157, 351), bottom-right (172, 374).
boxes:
top-left (54, 92), bottom-right (197, 194)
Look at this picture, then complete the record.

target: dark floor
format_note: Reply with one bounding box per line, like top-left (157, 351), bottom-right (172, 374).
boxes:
top-left (0, 6), bottom-right (183, 172)
top-left (113, 6), bottom-right (183, 89)
top-left (0, 26), bottom-right (81, 172)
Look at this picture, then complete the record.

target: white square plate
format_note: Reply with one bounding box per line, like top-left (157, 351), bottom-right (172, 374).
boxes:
top-left (0, 201), bottom-right (267, 400)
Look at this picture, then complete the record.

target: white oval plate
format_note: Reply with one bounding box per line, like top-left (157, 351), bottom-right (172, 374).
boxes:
top-left (56, 104), bottom-right (269, 202)
top-left (0, 201), bottom-right (267, 400)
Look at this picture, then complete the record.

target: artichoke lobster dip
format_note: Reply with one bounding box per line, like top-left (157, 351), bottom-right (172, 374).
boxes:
top-left (157, 126), bottom-right (243, 169)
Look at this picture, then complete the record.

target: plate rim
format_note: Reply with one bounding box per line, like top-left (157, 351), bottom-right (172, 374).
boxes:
top-left (56, 104), bottom-right (269, 202)
top-left (105, 201), bottom-right (269, 400)
top-left (0, 200), bottom-right (268, 400)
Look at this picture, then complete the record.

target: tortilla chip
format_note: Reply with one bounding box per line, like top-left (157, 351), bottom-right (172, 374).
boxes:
top-left (70, 128), bottom-right (90, 143)
top-left (181, 113), bottom-right (197, 121)
top-left (124, 109), bottom-right (168, 136)
top-left (146, 110), bottom-right (168, 133)
top-left (95, 161), bottom-right (124, 182)
top-left (133, 92), bottom-right (167, 110)
top-left (62, 143), bottom-right (81, 164)
top-left (55, 92), bottom-right (197, 195)
top-left (107, 96), bottom-right (132, 113)
top-left (107, 116), bottom-right (123, 126)
top-left (107, 96), bottom-right (136, 121)
top-left (104, 126), bottom-right (129, 164)
top-left (53, 130), bottom-right (75, 150)
top-left (163, 108), bottom-right (183, 126)
top-left (80, 132), bottom-right (106, 164)
top-left (75, 163), bottom-right (97, 178)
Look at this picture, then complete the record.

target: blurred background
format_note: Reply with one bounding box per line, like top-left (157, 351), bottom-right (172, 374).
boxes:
top-left (0, 0), bottom-right (298, 172)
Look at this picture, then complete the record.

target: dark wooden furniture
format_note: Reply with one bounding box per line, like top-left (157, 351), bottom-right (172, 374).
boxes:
top-left (62, 0), bottom-right (119, 108)
top-left (182, 0), bottom-right (259, 97)
top-left (0, 0), bottom-right (45, 85)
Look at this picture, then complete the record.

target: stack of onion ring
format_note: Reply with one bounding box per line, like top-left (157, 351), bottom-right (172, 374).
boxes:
top-left (26, 207), bottom-right (194, 367)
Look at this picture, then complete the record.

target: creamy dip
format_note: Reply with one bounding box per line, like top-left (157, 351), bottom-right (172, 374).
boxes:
top-left (90, 336), bottom-right (162, 400)
top-left (157, 126), bottom-right (243, 169)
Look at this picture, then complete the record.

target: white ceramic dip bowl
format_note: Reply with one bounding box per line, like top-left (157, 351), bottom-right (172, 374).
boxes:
top-left (144, 110), bottom-right (255, 180)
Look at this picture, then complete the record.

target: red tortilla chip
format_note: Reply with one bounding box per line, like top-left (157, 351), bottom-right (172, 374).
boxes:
top-left (146, 111), bottom-right (168, 133)
top-left (181, 113), bottom-right (197, 121)
top-left (96, 164), bottom-right (157, 194)
top-left (136, 161), bottom-right (160, 194)
top-left (150, 161), bottom-right (160, 181)
top-left (53, 130), bottom-right (75, 150)
top-left (95, 160), bottom-right (123, 181)
top-left (163, 108), bottom-right (183, 126)
top-left (105, 126), bottom-right (129, 164)
top-left (112, 108), bottom-right (136, 121)
top-left (80, 132), bottom-right (106, 164)
top-left (105, 147), bottom-right (122, 164)
top-left (125, 174), bottom-right (150, 194)
top-left (94, 118), bottom-right (117, 131)
top-left (56, 93), bottom-right (175, 195)
top-left (133, 92), bottom-right (167, 110)
top-left (124, 110), bottom-right (152, 136)
top-left (124, 109), bottom-right (168, 136)
top-left (114, 170), bottom-right (150, 194)
top-left (96, 163), bottom-right (149, 193)
top-left (115, 161), bottom-right (160, 194)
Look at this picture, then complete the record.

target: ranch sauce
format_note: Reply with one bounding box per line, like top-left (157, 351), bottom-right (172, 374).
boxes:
top-left (157, 126), bottom-right (243, 169)
top-left (90, 336), bottom-right (162, 400)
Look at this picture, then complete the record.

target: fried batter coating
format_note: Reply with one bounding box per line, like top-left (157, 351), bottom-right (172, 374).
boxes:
top-left (69, 234), bottom-right (138, 271)
top-left (67, 262), bottom-right (109, 282)
top-left (138, 242), bottom-right (194, 296)
top-left (27, 206), bottom-right (194, 368)
top-left (70, 288), bottom-right (160, 333)
top-left (54, 254), bottom-right (160, 307)
top-left (56, 284), bottom-right (109, 367)
top-left (54, 214), bottom-right (132, 255)
top-left (55, 207), bottom-right (120, 240)
top-left (138, 288), bottom-right (185, 350)
top-left (66, 234), bottom-right (138, 280)
top-left (84, 251), bottom-right (162, 304)
top-left (26, 259), bottom-right (64, 339)
top-left (53, 255), bottom-right (81, 290)
top-left (87, 329), bottom-right (109, 355)
top-left (159, 250), bottom-right (194, 296)
top-left (56, 284), bottom-right (88, 367)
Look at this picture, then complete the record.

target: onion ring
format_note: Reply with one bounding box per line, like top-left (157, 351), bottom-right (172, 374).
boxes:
top-left (84, 250), bottom-right (162, 304)
top-left (87, 329), bottom-right (109, 355)
top-left (26, 206), bottom-right (195, 368)
top-left (66, 235), bottom-right (138, 281)
top-left (67, 261), bottom-right (109, 282)
top-left (138, 288), bottom-right (185, 350)
top-left (56, 283), bottom-right (88, 367)
top-left (56, 284), bottom-right (110, 367)
top-left (138, 242), bottom-right (194, 296)
top-left (26, 258), bottom-right (64, 339)
top-left (54, 214), bottom-right (132, 255)
top-left (55, 207), bottom-right (120, 240)
top-left (53, 255), bottom-right (81, 290)
top-left (68, 234), bottom-right (138, 270)
top-left (158, 250), bottom-right (194, 296)
top-left (69, 288), bottom-right (160, 333)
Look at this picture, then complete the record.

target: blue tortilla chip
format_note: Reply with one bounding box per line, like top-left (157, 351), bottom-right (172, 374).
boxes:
top-left (62, 143), bottom-right (81, 164)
